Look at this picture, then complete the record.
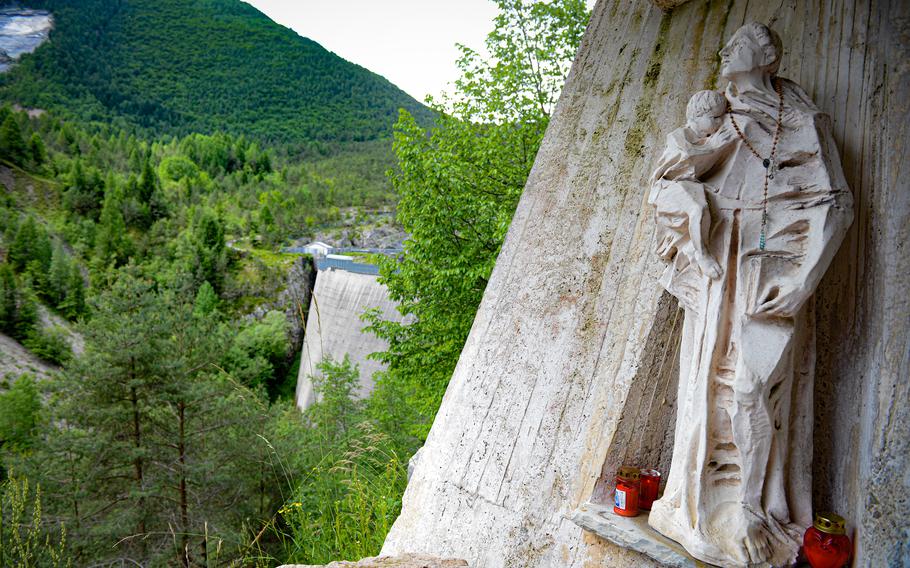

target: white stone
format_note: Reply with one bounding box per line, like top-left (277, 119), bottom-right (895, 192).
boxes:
top-left (646, 23), bottom-right (853, 568)
top-left (277, 553), bottom-right (468, 568)
top-left (570, 503), bottom-right (703, 567)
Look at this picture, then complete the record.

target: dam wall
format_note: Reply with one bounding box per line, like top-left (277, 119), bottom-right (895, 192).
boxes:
top-left (294, 267), bottom-right (405, 410)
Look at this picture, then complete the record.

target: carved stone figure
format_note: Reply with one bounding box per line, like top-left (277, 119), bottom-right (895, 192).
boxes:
top-left (646, 23), bottom-right (854, 567)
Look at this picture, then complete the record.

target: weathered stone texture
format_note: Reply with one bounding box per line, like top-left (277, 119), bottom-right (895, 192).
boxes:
top-left (382, 0), bottom-right (909, 566)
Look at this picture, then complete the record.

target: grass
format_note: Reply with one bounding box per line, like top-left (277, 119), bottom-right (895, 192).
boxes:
top-left (276, 424), bottom-right (407, 564)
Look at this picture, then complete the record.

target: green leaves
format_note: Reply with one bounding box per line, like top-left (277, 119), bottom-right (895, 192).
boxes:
top-left (366, 0), bottom-right (590, 438)
top-left (0, 113), bottom-right (27, 166)
top-left (0, 376), bottom-right (40, 451)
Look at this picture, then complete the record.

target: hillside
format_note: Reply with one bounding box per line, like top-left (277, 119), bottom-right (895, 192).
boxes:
top-left (0, 0), bottom-right (433, 143)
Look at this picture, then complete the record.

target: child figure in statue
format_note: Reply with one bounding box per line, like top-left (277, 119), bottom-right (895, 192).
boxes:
top-left (649, 90), bottom-right (731, 283)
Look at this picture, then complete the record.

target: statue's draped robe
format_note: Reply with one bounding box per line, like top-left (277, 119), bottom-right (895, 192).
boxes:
top-left (647, 80), bottom-right (853, 567)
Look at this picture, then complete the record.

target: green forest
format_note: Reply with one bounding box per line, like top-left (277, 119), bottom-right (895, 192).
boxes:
top-left (0, 0), bottom-right (434, 144)
top-left (0, 0), bottom-right (590, 566)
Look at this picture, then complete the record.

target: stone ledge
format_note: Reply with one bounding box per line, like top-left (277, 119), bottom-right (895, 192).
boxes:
top-left (278, 553), bottom-right (469, 568)
top-left (569, 502), bottom-right (715, 567)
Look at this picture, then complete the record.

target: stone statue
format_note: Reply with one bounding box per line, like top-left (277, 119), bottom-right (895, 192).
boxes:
top-left (646, 23), bottom-right (854, 567)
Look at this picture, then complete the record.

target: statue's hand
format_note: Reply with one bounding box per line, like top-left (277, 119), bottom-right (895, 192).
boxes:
top-left (656, 232), bottom-right (681, 260)
top-left (695, 253), bottom-right (722, 280)
top-left (752, 284), bottom-right (809, 318)
top-left (712, 123), bottom-right (738, 145)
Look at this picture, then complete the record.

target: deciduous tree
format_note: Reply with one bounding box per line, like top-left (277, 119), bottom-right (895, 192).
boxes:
top-left (366, 0), bottom-right (590, 437)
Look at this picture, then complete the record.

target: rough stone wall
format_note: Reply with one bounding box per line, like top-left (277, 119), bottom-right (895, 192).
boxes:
top-left (295, 268), bottom-right (405, 410)
top-left (383, 0), bottom-right (909, 566)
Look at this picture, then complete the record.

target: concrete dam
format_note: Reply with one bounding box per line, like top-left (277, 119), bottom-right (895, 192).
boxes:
top-left (294, 265), bottom-right (406, 410)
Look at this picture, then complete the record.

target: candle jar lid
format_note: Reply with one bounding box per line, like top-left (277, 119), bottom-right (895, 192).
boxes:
top-left (617, 466), bottom-right (640, 481)
top-left (641, 468), bottom-right (661, 478)
top-left (813, 512), bottom-right (846, 535)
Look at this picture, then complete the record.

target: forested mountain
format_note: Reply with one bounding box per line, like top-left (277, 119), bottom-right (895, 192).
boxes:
top-left (0, 0), bottom-right (433, 143)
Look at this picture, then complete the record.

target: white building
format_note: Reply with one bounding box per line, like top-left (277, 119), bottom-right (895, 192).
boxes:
top-left (300, 241), bottom-right (332, 257)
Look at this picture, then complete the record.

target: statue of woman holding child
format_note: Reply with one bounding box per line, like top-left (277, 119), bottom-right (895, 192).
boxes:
top-left (646, 23), bottom-right (853, 567)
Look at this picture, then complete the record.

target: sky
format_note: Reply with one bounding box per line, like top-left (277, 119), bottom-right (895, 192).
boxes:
top-left (243, 1), bottom-right (500, 103)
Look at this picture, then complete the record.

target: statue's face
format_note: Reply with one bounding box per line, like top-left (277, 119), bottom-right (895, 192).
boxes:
top-left (719, 29), bottom-right (764, 78)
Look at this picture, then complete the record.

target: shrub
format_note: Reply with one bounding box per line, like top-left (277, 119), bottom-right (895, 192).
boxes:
top-left (22, 326), bottom-right (72, 366)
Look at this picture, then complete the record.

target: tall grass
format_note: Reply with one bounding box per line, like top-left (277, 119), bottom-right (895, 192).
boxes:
top-left (0, 473), bottom-right (70, 568)
top-left (278, 423), bottom-right (407, 564)
top-left (238, 356), bottom-right (410, 566)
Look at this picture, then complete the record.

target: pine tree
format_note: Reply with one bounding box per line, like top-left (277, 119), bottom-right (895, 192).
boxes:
top-left (28, 133), bottom-right (46, 166)
top-left (64, 160), bottom-right (105, 218)
top-left (49, 271), bottom-right (167, 560)
top-left (8, 216), bottom-right (40, 272)
top-left (191, 210), bottom-right (225, 292)
top-left (61, 263), bottom-right (86, 319)
top-left (47, 243), bottom-right (71, 307)
top-left (0, 114), bottom-right (26, 165)
top-left (7, 215), bottom-right (52, 295)
top-left (193, 280), bottom-right (219, 316)
top-left (18, 274), bottom-right (273, 565)
top-left (0, 374), bottom-right (40, 451)
top-left (94, 192), bottom-right (132, 267)
top-left (138, 158), bottom-right (157, 204)
top-left (0, 263), bottom-right (18, 333)
top-left (12, 285), bottom-right (38, 341)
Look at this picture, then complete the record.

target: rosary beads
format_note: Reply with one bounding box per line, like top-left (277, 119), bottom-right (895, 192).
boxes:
top-left (727, 78), bottom-right (785, 251)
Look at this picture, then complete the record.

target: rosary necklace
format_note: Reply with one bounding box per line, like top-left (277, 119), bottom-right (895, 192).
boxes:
top-left (727, 77), bottom-right (785, 251)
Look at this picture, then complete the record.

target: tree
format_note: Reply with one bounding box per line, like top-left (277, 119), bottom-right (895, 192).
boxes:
top-left (308, 356), bottom-right (361, 437)
top-left (223, 310), bottom-right (289, 392)
top-left (181, 208), bottom-right (227, 293)
top-left (56, 270), bottom-right (166, 559)
top-left (0, 264), bottom-right (17, 333)
top-left (15, 272), bottom-right (279, 565)
top-left (61, 263), bottom-right (86, 319)
top-left (0, 114), bottom-right (26, 165)
top-left (192, 280), bottom-right (219, 316)
top-left (365, 0), bottom-right (590, 437)
top-left (64, 160), bottom-right (105, 218)
top-left (28, 132), bottom-right (46, 166)
top-left (9, 216), bottom-right (51, 276)
top-left (47, 243), bottom-right (71, 306)
top-left (0, 263), bottom-right (36, 340)
top-left (94, 191), bottom-right (132, 267)
top-left (0, 375), bottom-right (40, 452)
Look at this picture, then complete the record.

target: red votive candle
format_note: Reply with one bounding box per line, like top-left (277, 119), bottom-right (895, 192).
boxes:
top-left (803, 512), bottom-right (851, 568)
top-left (613, 466), bottom-right (640, 517)
top-left (639, 469), bottom-right (661, 511)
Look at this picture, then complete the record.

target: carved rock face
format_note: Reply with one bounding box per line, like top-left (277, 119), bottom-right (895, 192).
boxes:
top-left (719, 29), bottom-right (763, 77)
top-left (719, 24), bottom-right (780, 80)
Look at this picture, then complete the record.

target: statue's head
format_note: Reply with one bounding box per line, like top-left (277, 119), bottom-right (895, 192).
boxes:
top-left (719, 23), bottom-right (782, 80)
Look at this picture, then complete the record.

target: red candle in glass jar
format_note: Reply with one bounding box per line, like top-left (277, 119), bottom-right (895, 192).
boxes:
top-left (803, 512), bottom-right (851, 568)
top-left (639, 469), bottom-right (660, 511)
top-left (613, 466), bottom-right (640, 517)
